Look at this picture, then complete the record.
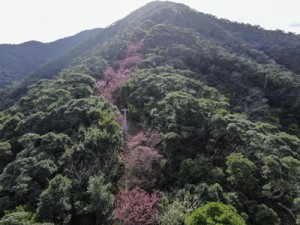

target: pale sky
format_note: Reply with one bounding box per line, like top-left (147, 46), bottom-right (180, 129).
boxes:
top-left (1, 0), bottom-right (300, 44)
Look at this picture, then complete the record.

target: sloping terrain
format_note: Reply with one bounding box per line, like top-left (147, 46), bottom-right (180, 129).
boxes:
top-left (0, 28), bottom-right (101, 88)
top-left (0, 1), bottom-right (299, 224)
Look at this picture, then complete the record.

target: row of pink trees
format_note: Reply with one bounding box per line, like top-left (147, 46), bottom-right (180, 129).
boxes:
top-left (96, 39), bottom-right (163, 224)
top-left (114, 129), bottom-right (163, 225)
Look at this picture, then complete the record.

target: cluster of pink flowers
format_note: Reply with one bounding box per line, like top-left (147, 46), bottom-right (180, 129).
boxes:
top-left (98, 41), bottom-right (143, 103)
top-left (115, 187), bottom-right (162, 225)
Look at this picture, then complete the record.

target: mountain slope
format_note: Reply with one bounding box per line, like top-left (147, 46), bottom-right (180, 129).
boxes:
top-left (0, 28), bottom-right (101, 88)
top-left (0, 1), bottom-right (299, 224)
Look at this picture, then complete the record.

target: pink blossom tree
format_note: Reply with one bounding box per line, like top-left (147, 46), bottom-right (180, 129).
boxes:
top-left (126, 131), bottom-right (146, 149)
top-left (125, 146), bottom-right (162, 189)
top-left (124, 129), bottom-right (162, 189)
top-left (97, 40), bottom-right (143, 103)
top-left (114, 187), bottom-right (162, 225)
top-left (126, 128), bottom-right (162, 149)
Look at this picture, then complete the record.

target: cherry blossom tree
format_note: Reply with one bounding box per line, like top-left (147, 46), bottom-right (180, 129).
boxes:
top-left (124, 129), bottom-right (162, 188)
top-left (125, 146), bottom-right (162, 189)
top-left (97, 41), bottom-right (143, 103)
top-left (115, 187), bottom-right (162, 225)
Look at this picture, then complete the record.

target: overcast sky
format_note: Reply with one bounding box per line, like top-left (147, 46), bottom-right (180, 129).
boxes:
top-left (1, 0), bottom-right (300, 44)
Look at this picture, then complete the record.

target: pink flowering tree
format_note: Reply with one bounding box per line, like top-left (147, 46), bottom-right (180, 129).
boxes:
top-left (126, 128), bottom-right (162, 149)
top-left (125, 129), bottom-right (162, 189)
top-left (114, 187), bottom-right (162, 225)
top-left (125, 146), bottom-right (162, 189)
top-left (114, 129), bottom-right (163, 224)
top-left (126, 131), bottom-right (146, 149)
top-left (97, 41), bottom-right (143, 103)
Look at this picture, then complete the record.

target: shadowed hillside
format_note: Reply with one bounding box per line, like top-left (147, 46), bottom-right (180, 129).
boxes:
top-left (0, 28), bottom-right (101, 88)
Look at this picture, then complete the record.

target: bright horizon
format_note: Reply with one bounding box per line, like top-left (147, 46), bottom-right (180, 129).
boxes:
top-left (1, 0), bottom-right (300, 44)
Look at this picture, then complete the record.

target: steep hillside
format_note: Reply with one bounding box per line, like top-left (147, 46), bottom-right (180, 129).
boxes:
top-left (0, 28), bottom-right (101, 88)
top-left (0, 1), bottom-right (299, 225)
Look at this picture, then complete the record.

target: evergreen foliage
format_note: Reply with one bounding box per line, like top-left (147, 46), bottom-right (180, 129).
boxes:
top-left (185, 202), bottom-right (246, 225)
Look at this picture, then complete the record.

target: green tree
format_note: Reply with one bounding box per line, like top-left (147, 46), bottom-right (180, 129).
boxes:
top-left (36, 175), bottom-right (72, 225)
top-left (226, 153), bottom-right (257, 191)
top-left (0, 205), bottom-right (53, 225)
top-left (179, 156), bottom-right (212, 184)
top-left (159, 198), bottom-right (186, 225)
top-left (0, 142), bottom-right (12, 172)
top-left (85, 175), bottom-right (114, 224)
top-left (185, 202), bottom-right (246, 225)
top-left (252, 204), bottom-right (280, 225)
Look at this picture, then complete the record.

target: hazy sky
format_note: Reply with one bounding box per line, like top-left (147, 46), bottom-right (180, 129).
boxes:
top-left (1, 0), bottom-right (300, 44)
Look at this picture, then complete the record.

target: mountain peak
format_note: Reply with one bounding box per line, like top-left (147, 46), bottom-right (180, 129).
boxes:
top-left (116, 0), bottom-right (193, 26)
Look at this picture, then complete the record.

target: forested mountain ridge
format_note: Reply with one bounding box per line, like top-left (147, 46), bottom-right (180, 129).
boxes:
top-left (0, 1), bottom-right (299, 224)
top-left (0, 28), bottom-right (101, 88)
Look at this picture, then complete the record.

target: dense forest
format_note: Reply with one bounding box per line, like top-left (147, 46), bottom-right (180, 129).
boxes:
top-left (0, 1), bottom-right (299, 224)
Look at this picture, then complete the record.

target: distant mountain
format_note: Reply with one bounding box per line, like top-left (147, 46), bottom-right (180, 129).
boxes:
top-left (0, 28), bottom-right (101, 88)
top-left (0, 2), bottom-right (299, 224)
